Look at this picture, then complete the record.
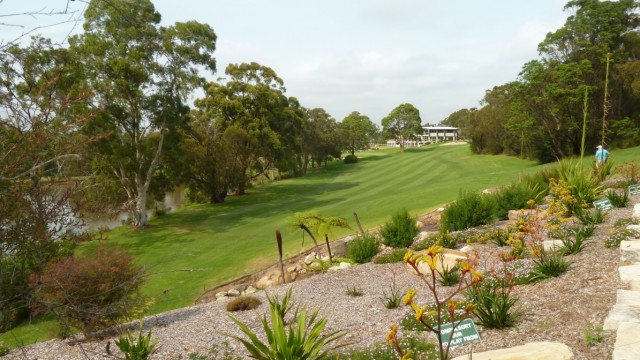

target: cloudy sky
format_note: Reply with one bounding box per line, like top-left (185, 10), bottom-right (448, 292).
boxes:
top-left (1, 0), bottom-right (571, 124)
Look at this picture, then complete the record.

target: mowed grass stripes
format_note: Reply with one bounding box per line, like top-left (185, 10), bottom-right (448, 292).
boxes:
top-left (84, 144), bottom-right (539, 315)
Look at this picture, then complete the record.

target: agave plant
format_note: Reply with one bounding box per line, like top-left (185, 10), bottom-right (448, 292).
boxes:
top-left (227, 290), bottom-right (348, 359)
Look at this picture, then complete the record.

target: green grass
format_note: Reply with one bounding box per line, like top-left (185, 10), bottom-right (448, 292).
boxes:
top-left (3, 144), bottom-right (639, 347)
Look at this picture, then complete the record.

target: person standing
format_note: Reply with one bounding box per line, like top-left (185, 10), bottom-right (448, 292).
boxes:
top-left (595, 145), bottom-right (609, 167)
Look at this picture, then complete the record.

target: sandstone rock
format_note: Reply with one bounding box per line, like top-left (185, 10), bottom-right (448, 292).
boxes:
top-left (227, 289), bottom-right (241, 297)
top-left (216, 295), bottom-right (228, 302)
top-left (415, 220), bottom-right (424, 230)
top-left (460, 244), bottom-right (474, 253)
top-left (508, 209), bottom-right (539, 221)
top-left (407, 248), bottom-right (468, 275)
top-left (331, 240), bottom-right (348, 257)
top-left (243, 286), bottom-right (257, 295)
top-left (215, 291), bottom-right (227, 299)
top-left (287, 264), bottom-right (299, 273)
top-left (543, 240), bottom-right (564, 252)
top-left (437, 207), bottom-right (445, 212)
top-left (603, 304), bottom-right (640, 330)
top-left (626, 224), bottom-right (640, 235)
top-left (339, 262), bottom-right (352, 270)
top-left (343, 235), bottom-right (356, 242)
top-left (452, 341), bottom-right (574, 360)
top-left (256, 270), bottom-right (284, 289)
top-left (304, 252), bottom-right (317, 265)
top-left (633, 203), bottom-right (640, 221)
top-left (617, 289), bottom-right (640, 305)
top-left (613, 322), bottom-right (640, 360)
top-left (620, 265), bottom-right (640, 283)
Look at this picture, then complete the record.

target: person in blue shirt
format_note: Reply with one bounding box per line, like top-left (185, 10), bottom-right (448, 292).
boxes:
top-left (595, 145), bottom-right (609, 167)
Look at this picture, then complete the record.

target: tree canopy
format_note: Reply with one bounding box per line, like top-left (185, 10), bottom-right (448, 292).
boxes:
top-left (381, 103), bottom-right (422, 152)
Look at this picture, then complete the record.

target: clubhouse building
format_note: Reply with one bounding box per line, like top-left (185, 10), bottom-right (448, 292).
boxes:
top-left (386, 125), bottom-right (460, 148)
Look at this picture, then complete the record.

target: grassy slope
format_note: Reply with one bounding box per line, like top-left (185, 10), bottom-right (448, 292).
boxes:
top-left (3, 144), bottom-right (638, 346)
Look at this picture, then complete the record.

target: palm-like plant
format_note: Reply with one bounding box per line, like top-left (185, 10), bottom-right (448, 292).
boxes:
top-left (290, 213), bottom-right (351, 261)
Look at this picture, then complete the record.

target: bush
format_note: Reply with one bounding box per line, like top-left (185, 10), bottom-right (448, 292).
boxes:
top-left (465, 280), bottom-right (521, 329)
top-left (532, 251), bottom-right (569, 279)
top-left (33, 245), bottom-right (147, 337)
top-left (606, 189), bottom-right (629, 208)
top-left (226, 296), bottom-right (262, 312)
top-left (605, 227), bottom-right (640, 248)
top-left (347, 234), bottom-right (380, 263)
top-left (114, 322), bottom-right (158, 360)
top-left (440, 191), bottom-right (497, 232)
top-left (494, 177), bottom-right (546, 219)
top-left (373, 249), bottom-right (407, 264)
top-left (576, 208), bottom-right (606, 225)
top-left (328, 334), bottom-right (436, 360)
top-left (343, 154), bottom-right (358, 164)
top-left (560, 225), bottom-right (591, 255)
top-left (228, 290), bottom-right (348, 358)
top-left (380, 209), bottom-right (418, 248)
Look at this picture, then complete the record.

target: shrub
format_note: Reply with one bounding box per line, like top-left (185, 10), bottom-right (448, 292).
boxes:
top-left (555, 159), bottom-right (603, 213)
top-left (606, 189), bottom-right (629, 208)
top-left (0, 341), bottom-right (9, 357)
top-left (440, 191), bottom-right (496, 232)
top-left (33, 245), bottom-right (147, 337)
top-left (114, 322), bottom-right (158, 360)
top-left (583, 324), bottom-right (606, 346)
top-left (380, 209), bottom-right (418, 248)
top-left (605, 227), bottom-right (640, 248)
top-left (343, 154), bottom-right (358, 164)
top-left (494, 177), bottom-right (546, 219)
top-left (532, 251), bottom-right (569, 280)
top-left (226, 296), bottom-right (262, 312)
top-left (464, 280), bottom-right (521, 329)
top-left (347, 234), bottom-right (380, 263)
top-left (373, 248), bottom-right (407, 264)
top-left (560, 225), bottom-right (593, 255)
top-left (437, 265), bottom-right (461, 287)
top-left (228, 290), bottom-right (348, 359)
top-left (576, 208), bottom-right (606, 225)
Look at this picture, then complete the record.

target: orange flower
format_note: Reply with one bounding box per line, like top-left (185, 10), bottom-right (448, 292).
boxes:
top-left (403, 289), bottom-right (417, 306)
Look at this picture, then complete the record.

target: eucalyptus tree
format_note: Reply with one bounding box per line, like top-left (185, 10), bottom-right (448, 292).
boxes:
top-left (0, 36), bottom-right (91, 330)
top-left (338, 111), bottom-right (378, 155)
top-left (71, 0), bottom-right (217, 227)
top-left (301, 108), bottom-right (342, 171)
top-left (193, 62), bottom-right (302, 195)
top-left (381, 103), bottom-right (422, 152)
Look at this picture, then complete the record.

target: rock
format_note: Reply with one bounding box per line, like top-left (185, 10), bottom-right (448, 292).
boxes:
top-left (620, 240), bottom-right (640, 264)
top-left (437, 207), bottom-right (445, 212)
top-left (633, 204), bottom-right (640, 221)
top-left (227, 289), bottom-right (241, 297)
top-left (287, 264), bottom-right (299, 273)
top-left (617, 289), bottom-right (640, 305)
top-left (304, 252), bottom-right (317, 265)
top-left (460, 244), bottom-right (474, 253)
top-left (407, 248), bottom-right (468, 275)
top-left (331, 239), bottom-right (348, 257)
top-left (339, 262), bottom-right (352, 270)
top-left (543, 240), bottom-right (564, 252)
top-left (626, 224), bottom-right (640, 235)
top-left (216, 295), bottom-right (228, 302)
top-left (415, 220), bottom-right (424, 230)
top-left (452, 341), bottom-right (574, 360)
top-left (343, 235), bottom-right (356, 242)
top-left (243, 286), bottom-right (257, 295)
top-left (215, 291), bottom-right (227, 299)
top-left (604, 304), bottom-right (640, 330)
top-left (508, 209), bottom-right (539, 221)
top-left (613, 322), bottom-right (640, 360)
top-left (255, 269), bottom-right (284, 289)
top-left (620, 265), bottom-right (640, 284)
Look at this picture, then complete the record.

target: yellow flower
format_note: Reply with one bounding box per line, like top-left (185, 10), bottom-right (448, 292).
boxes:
top-left (386, 324), bottom-right (398, 344)
top-left (403, 289), bottom-right (417, 306)
top-left (403, 250), bottom-right (414, 263)
top-left (447, 299), bottom-right (457, 314)
top-left (426, 244), bottom-right (443, 258)
top-left (470, 269), bottom-right (484, 284)
top-left (459, 261), bottom-right (471, 274)
top-left (415, 304), bottom-right (428, 321)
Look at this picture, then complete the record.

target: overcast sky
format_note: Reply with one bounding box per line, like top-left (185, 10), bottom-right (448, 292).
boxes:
top-left (1, 0), bottom-right (571, 124)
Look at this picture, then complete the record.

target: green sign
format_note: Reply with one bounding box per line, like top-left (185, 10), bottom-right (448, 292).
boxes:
top-left (629, 184), bottom-right (640, 196)
top-left (437, 318), bottom-right (481, 350)
top-left (593, 198), bottom-right (613, 212)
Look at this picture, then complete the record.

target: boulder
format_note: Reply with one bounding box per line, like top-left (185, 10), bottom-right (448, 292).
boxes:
top-left (543, 240), bottom-right (564, 252)
top-left (407, 248), bottom-right (468, 275)
top-left (256, 269), bottom-right (284, 289)
top-left (508, 209), bottom-right (539, 221)
top-left (243, 286), bottom-right (257, 295)
top-left (633, 204), bottom-right (640, 221)
top-left (227, 289), bottom-right (241, 297)
top-left (460, 244), bottom-right (474, 253)
top-left (304, 252), bottom-right (317, 265)
top-left (613, 322), bottom-right (640, 360)
top-left (415, 220), bottom-right (424, 230)
top-left (452, 342), bottom-right (574, 360)
top-left (331, 239), bottom-right (348, 257)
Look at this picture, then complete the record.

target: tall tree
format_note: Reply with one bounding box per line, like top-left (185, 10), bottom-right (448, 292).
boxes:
top-left (338, 111), bottom-right (378, 155)
top-left (193, 62), bottom-right (301, 195)
top-left (300, 108), bottom-right (342, 172)
top-left (0, 36), bottom-right (92, 331)
top-left (71, 0), bottom-right (217, 227)
top-left (381, 103), bottom-right (422, 152)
